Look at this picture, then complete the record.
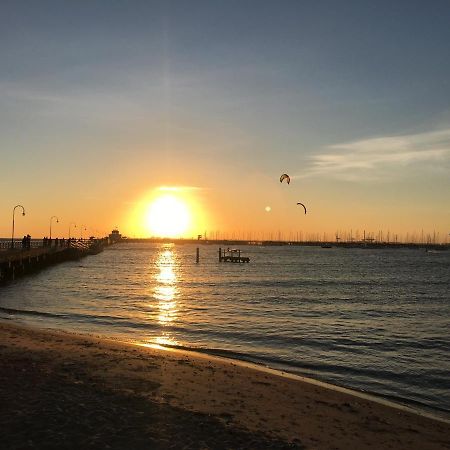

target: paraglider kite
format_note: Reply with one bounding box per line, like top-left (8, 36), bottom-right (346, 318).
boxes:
top-left (280, 174), bottom-right (290, 184)
top-left (297, 202), bottom-right (307, 214)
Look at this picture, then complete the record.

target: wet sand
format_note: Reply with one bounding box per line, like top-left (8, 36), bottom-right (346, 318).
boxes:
top-left (1, 321), bottom-right (449, 449)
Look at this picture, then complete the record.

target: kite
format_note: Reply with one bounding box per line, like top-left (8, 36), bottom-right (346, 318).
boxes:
top-left (280, 174), bottom-right (290, 184)
top-left (297, 202), bottom-right (307, 214)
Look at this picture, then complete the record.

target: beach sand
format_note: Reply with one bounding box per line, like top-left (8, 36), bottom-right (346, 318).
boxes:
top-left (1, 321), bottom-right (449, 449)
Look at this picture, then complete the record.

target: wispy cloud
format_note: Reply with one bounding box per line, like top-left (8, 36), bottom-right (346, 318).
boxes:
top-left (0, 80), bottom-right (156, 123)
top-left (158, 186), bottom-right (205, 192)
top-left (301, 128), bottom-right (450, 181)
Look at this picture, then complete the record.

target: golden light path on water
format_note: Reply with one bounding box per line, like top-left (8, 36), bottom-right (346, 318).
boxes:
top-left (153, 245), bottom-right (179, 347)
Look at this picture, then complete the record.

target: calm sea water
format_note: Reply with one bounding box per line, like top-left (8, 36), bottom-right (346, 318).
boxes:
top-left (1, 243), bottom-right (449, 416)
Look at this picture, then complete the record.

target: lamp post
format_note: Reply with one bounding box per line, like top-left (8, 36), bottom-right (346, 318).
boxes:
top-left (90, 228), bottom-right (102, 239)
top-left (68, 222), bottom-right (77, 239)
top-left (11, 205), bottom-right (26, 249)
top-left (80, 225), bottom-right (87, 240)
top-left (49, 216), bottom-right (59, 240)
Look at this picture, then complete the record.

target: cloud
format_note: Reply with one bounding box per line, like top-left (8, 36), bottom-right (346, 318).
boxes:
top-left (158, 186), bottom-right (205, 192)
top-left (301, 128), bottom-right (450, 181)
top-left (0, 80), bottom-right (154, 123)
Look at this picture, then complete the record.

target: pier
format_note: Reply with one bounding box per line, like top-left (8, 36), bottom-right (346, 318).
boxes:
top-left (0, 238), bottom-right (107, 284)
top-left (218, 247), bottom-right (250, 263)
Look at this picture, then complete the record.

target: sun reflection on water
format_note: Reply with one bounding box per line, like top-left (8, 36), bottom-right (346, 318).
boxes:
top-left (153, 246), bottom-right (179, 346)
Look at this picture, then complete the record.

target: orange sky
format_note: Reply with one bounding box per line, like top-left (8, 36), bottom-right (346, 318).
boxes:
top-left (1, 3), bottom-right (449, 243)
top-left (1, 176), bottom-right (448, 243)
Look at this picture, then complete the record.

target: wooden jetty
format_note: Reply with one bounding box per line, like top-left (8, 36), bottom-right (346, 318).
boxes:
top-left (218, 247), bottom-right (250, 263)
top-left (0, 239), bottom-right (107, 284)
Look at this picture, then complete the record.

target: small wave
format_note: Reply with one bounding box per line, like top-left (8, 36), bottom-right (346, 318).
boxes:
top-left (0, 306), bottom-right (64, 320)
top-left (153, 342), bottom-right (266, 365)
top-left (0, 307), bottom-right (154, 330)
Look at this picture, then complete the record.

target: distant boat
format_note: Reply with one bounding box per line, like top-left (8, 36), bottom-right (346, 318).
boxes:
top-left (321, 244), bottom-right (332, 248)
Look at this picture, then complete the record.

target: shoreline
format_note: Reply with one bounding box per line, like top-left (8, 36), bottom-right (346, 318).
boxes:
top-left (1, 320), bottom-right (449, 449)
top-left (138, 342), bottom-right (450, 425)
top-left (134, 341), bottom-right (450, 424)
top-left (3, 311), bottom-right (448, 423)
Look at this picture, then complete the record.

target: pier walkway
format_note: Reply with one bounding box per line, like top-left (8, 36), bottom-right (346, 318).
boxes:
top-left (0, 239), bottom-right (107, 284)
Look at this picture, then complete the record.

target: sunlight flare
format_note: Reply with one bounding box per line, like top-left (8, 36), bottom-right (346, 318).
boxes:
top-left (146, 194), bottom-right (190, 237)
top-left (126, 186), bottom-right (209, 238)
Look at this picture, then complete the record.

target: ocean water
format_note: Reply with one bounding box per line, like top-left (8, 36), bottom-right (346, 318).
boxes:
top-left (1, 243), bottom-right (449, 417)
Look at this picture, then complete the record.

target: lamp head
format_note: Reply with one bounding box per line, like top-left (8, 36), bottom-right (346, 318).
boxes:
top-left (22, 212), bottom-right (25, 216)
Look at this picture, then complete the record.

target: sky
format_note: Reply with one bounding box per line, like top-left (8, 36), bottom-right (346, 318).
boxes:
top-left (1, 0), bottom-right (449, 242)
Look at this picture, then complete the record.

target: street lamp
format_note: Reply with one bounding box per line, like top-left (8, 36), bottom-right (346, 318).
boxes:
top-left (49, 215), bottom-right (59, 240)
top-left (68, 222), bottom-right (77, 239)
top-left (80, 225), bottom-right (87, 239)
top-left (11, 205), bottom-right (26, 249)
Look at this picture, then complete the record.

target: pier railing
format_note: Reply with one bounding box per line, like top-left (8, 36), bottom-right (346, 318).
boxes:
top-left (0, 238), bottom-right (108, 284)
top-left (0, 238), bottom-right (104, 251)
top-left (0, 240), bottom-right (42, 250)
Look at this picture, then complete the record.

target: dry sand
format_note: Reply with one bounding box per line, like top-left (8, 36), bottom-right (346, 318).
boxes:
top-left (1, 320), bottom-right (449, 449)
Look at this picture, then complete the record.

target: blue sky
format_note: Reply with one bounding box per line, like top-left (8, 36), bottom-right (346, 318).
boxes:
top-left (1, 1), bottom-right (449, 239)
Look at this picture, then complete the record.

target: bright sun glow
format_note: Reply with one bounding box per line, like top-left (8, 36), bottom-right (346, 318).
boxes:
top-left (146, 195), bottom-right (190, 237)
top-left (126, 186), bottom-right (208, 238)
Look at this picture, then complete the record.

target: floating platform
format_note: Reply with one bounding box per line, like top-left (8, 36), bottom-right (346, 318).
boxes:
top-left (218, 247), bottom-right (250, 263)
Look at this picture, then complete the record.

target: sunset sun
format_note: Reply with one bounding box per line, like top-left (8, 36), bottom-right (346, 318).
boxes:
top-left (146, 195), bottom-right (190, 237)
